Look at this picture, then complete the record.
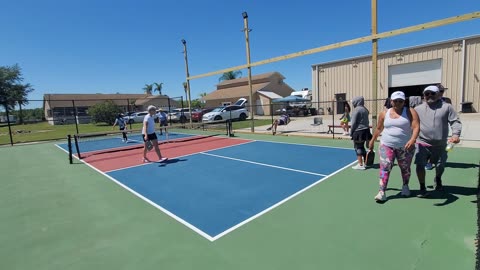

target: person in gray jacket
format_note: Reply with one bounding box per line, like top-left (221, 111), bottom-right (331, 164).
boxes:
top-left (414, 85), bottom-right (462, 197)
top-left (350, 96), bottom-right (372, 170)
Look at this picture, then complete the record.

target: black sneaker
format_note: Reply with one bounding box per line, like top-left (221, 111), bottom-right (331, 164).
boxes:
top-left (417, 188), bottom-right (429, 198)
top-left (434, 177), bottom-right (444, 191)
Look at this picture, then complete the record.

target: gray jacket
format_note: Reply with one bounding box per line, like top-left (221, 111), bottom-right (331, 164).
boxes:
top-left (350, 96), bottom-right (370, 136)
top-left (414, 99), bottom-right (462, 146)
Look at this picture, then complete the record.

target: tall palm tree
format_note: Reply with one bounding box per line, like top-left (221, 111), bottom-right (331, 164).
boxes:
top-left (219, 70), bottom-right (242, 82)
top-left (154, 82), bottom-right (163, 95)
top-left (182, 82), bottom-right (188, 95)
top-left (143, 84), bottom-right (153, 95)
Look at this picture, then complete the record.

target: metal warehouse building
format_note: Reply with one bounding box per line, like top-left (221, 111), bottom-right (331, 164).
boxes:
top-left (311, 35), bottom-right (480, 114)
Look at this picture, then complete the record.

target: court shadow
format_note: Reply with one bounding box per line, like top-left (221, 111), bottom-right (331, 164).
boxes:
top-left (418, 185), bottom-right (478, 207)
top-left (445, 162), bottom-right (479, 169)
top-left (157, 158), bottom-right (187, 167)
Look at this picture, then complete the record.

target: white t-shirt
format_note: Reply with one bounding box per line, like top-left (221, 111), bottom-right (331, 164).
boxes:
top-left (143, 114), bottom-right (156, 135)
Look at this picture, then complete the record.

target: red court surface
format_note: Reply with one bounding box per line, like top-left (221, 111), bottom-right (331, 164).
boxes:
top-left (83, 137), bottom-right (253, 172)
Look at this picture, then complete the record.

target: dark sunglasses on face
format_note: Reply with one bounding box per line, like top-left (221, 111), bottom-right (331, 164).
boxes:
top-left (392, 99), bottom-right (404, 103)
top-left (424, 91), bottom-right (437, 96)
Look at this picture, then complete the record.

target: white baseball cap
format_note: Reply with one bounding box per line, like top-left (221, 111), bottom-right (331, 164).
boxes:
top-left (390, 91), bottom-right (405, 100)
top-left (147, 105), bottom-right (157, 111)
top-left (424, 85), bottom-right (440, 93)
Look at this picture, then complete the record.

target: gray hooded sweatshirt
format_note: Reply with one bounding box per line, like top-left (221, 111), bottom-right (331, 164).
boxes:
top-left (350, 96), bottom-right (370, 136)
top-left (414, 99), bottom-right (462, 146)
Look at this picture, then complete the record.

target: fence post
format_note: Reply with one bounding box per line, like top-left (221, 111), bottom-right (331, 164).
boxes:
top-left (5, 104), bottom-right (14, 146)
top-left (72, 100), bottom-right (79, 134)
top-left (167, 98), bottom-right (172, 125)
top-left (332, 99), bottom-right (335, 139)
top-left (19, 103), bottom-right (23, 124)
top-left (127, 99), bottom-right (132, 129)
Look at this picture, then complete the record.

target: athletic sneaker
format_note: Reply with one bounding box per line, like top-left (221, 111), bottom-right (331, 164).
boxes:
top-left (434, 177), bottom-right (444, 191)
top-left (157, 157), bottom-right (168, 163)
top-left (351, 164), bottom-right (366, 170)
top-left (417, 188), bottom-right (429, 198)
top-left (401, 185), bottom-right (411, 197)
top-left (374, 191), bottom-right (386, 202)
top-left (425, 163), bottom-right (433, 170)
top-left (266, 127), bottom-right (272, 131)
top-left (142, 158), bottom-right (150, 163)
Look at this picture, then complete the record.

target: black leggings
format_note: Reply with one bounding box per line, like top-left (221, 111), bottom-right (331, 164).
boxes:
top-left (120, 127), bottom-right (128, 140)
top-left (354, 140), bottom-right (367, 159)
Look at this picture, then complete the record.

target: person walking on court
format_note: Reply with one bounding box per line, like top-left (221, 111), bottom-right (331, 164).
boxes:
top-left (142, 105), bottom-right (168, 163)
top-left (112, 113), bottom-right (128, 142)
top-left (157, 108), bottom-right (168, 136)
top-left (414, 85), bottom-right (462, 197)
top-left (340, 102), bottom-right (351, 136)
top-left (369, 91), bottom-right (420, 202)
top-left (350, 96), bottom-right (372, 170)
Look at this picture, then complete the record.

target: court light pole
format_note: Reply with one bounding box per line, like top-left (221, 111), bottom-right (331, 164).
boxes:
top-left (242, 11), bottom-right (255, 133)
top-left (182, 39), bottom-right (193, 127)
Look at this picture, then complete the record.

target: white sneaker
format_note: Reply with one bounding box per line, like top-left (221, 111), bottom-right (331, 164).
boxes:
top-left (352, 164), bottom-right (366, 170)
top-left (375, 191), bottom-right (387, 202)
top-left (157, 157), bottom-right (168, 163)
top-left (401, 185), bottom-right (411, 197)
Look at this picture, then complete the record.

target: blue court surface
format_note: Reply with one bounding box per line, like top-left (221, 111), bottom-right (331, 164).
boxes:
top-left (106, 140), bottom-right (355, 241)
top-left (57, 132), bottom-right (194, 153)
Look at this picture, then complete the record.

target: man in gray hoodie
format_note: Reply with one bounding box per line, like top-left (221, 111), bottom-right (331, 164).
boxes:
top-left (414, 85), bottom-right (462, 197)
top-left (350, 96), bottom-right (372, 170)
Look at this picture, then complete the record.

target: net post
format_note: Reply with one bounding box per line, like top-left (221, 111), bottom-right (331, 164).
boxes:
top-left (74, 134), bottom-right (82, 159)
top-left (5, 103), bottom-right (14, 146)
top-left (127, 99), bottom-right (132, 129)
top-left (67, 135), bottom-right (73, 164)
top-left (227, 120), bottom-right (234, 137)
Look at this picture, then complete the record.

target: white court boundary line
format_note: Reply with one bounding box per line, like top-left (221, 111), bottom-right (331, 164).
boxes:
top-left (210, 159), bottom-right (358, 241)
top-left (55, 143), bottom-right (216, 241)
top-left (54, 139), bottom-right (357, 242)
top-left (201, 152), bottom-right (327, 177)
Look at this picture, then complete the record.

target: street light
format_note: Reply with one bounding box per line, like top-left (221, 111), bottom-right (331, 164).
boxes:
top-left (181, 39), bottom-right (193, 126)
top-left (242, 11), bottom-right (255, 132)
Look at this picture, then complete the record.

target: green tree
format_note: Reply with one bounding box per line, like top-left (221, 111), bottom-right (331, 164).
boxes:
top-left (0, 64), bottom-right (34, 123)
top-left (143, 84), bottom-right (153, 95)
top-left (88, 100), bottom-right (120, 125)
top-left (191, 99), bottom-right (203, 108)
top-left (154, 82), bottom-right (163, 95)
top-left (219, 70), bottom-right (242, 82)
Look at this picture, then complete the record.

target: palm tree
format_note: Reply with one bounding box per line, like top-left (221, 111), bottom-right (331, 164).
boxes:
top-left (219, 70), bottom-right (242, 82)
top-left (143, 84), bottom-right (153, 95)
top-left (182, 82), bottom-right (188, 95)
top-left (154, 82), bottom-right (163, 95)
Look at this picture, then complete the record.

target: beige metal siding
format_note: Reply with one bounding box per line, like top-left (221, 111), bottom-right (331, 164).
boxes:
top-left (464, 38), bottom-right (480, 112)
top-left (313, 36), bottom-right (480, 114)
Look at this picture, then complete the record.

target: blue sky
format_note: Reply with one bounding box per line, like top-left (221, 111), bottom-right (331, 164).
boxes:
top-left (1, 0), bottom-right (479, 106)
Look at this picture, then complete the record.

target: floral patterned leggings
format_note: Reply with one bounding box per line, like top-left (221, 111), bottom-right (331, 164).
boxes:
top-left (378, 144), bottom-right (415, 192)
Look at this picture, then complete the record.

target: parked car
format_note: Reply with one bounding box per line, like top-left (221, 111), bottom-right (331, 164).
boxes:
top-left (124, 111), bottom-right (148, 124)
top-left (191, 108), bottom-right (214, 122)
top-left (168, 108), bottom-right (191, 123)
top-left (202, 105), bottom-right (249, 122)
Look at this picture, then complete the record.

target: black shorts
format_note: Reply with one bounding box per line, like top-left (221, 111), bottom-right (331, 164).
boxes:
top-left (352, 129), bottom-right (372, 142)
top-left (143, 133), bottom-right (158, 142)
top-left (160, 120), bottom-right (168, 127)
top-left (278, 119), bottom-right (286, 125)
top-left (119, 127), bottom-right (126, 131)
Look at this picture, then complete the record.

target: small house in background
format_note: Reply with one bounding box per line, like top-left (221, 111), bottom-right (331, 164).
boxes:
top-left (43, 93), bottom-right (179, 125)
top-left (202, 72), bottom-right (295, 116)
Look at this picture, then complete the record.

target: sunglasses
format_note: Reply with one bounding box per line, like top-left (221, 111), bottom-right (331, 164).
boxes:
top-left (424, 91), bottom-right (437, 96)
top-left (392, 99), bottom-right (404, 103)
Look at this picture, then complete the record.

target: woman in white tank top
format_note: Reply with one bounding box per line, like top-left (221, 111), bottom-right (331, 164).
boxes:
top-left (368, 91), bottom-right (420, 202)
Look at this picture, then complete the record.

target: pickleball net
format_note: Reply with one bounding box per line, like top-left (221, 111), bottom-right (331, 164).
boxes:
top-left (67, 120), bottom-right (233, 163)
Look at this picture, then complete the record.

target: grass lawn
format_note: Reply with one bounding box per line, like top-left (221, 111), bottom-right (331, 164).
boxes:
top-left (0, 119), bottom-right (273, 145)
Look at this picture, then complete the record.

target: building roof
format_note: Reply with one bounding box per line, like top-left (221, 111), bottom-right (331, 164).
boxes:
top-left (203, 82), bottom-right (271, 100)
top-left (311, 34), bottom-right (480, 67)
top-left (257, 91), bottom-right (283, 99)
top-left (217, 72), bottom-right (284, 88)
